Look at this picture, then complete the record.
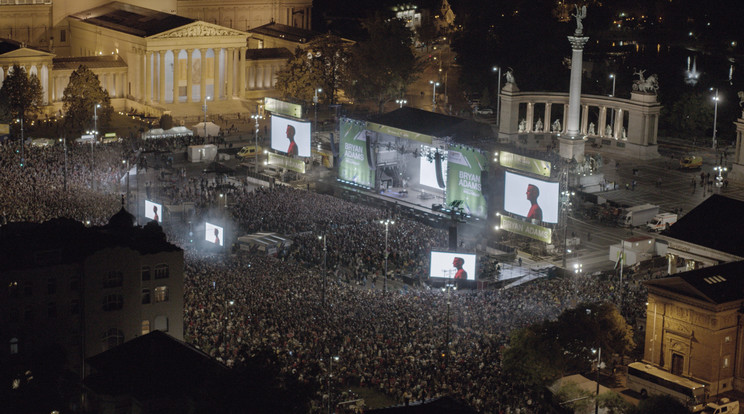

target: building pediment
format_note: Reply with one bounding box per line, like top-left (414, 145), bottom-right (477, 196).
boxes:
top-left (149, 22), bottom-right (247, 40)
top-left (0, 47), bottom-right (54, 60)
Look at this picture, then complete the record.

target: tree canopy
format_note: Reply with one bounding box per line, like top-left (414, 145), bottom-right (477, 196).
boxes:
top-left (342, 13), bottom-right (422, 113)
top-left (0, 64), bottom-right (44, 128)
top-left (61, 65), bottom-right (113, 137)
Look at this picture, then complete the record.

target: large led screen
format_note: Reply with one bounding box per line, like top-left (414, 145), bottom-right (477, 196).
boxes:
top-left (429, 251), bottom-right (477, 281)
top-left (205, 222), bottom-right (224, 246)
top-left (445, 146), bottom-right (488, 219)
top-left (338, 119), bottom-right (373, 188)
top-left (503, 171), bottom-right (560, 224)
top-left (145, 200), bottom-right (162, 223)
top-left (419, 146), bottom-right (447, 189)
top-left (271, 115), bottom-right (311, 157)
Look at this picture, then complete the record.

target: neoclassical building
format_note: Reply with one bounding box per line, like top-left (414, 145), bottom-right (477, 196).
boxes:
top-left (0, 0), bottom-right (314, 117)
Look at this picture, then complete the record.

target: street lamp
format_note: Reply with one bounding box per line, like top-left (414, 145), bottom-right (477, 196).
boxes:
top-left (714, 165), bottom-right (728, 187)
top-left (592, 347), bottom-right (602, 414)
top-left (251, 113), bottom-right (263, 174)
top-left (203, 96), bottom-right (211, 140)
top-left (328, 355), bottom-right (339, 414)
top-left (314, 87), bottom-right (322, 147)
top-left (711, 87), bottom-right (719, 149)
top-left (492, 66), bottom-right (502, 128)
top-left (609, 74), bottom-right (616, 129)
top-left (380, 219), bottom-right (394, 294)
top-left (561, 190), bottom-right (575, 268)
top-left (16, 117), bottom-right (24, 168)
top-left (318, 234), bottom-right (327, 306)
top-left (429, 80), bottom-right (440, 111)
top-left (395, 99), bottom-right (407, 108)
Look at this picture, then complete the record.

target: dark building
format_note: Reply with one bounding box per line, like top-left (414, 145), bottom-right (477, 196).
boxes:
top-left (0, 206), bottom-right (184, 379)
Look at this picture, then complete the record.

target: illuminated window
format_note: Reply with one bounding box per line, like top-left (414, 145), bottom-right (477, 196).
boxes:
top-left (154, 264), bottom-right (169, 279)
top-left (724, 355), bottom-right (730, 368)
top-left (142, 320), bottom-right (150, 335)
top-left (102, 294), bottom-right (123, 311)
top-left (101, 328), bottom-right (124, 351)
top-left (154, 286), bottom-right (169, 303)
top-left (104, 271), bottom-right (123, 288)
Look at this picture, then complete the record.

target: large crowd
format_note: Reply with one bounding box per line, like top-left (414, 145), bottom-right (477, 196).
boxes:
top-left (0, 138), bottom-right (650, 413)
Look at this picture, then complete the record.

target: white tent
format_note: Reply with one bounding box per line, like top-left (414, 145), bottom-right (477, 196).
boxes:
top-left (143, 126), bottom-right (194, 139)
top-left (142, 128), bottom-right (166, 139)
top-left (192, 122), bottom-right (220, 137)
top-left (166, 126), bottom-right (193, 137)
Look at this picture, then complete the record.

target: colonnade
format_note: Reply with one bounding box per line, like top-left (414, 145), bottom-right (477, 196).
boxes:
top-left (0, 63), bottom-right (51, 104)
top-left (517, 99), bottom-right (626, 139)
top-left (135, 46), bottom-right (280, 105)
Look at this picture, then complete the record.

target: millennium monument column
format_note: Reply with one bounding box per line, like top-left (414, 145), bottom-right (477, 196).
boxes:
top-left (559, 5), bottom-right (589, 163)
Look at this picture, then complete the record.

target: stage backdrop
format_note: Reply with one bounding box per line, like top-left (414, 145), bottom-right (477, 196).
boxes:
top-left (339, 119), bottom-right (373, 188)
top-left (446, 146), bottom-right (488, 219)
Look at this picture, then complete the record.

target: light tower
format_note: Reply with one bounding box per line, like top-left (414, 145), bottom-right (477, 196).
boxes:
top-left (559, 5), bottom-right (589, 163)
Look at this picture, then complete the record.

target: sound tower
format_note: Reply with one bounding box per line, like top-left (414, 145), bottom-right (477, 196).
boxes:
top-left (435, 152), bottom-right (445, 188)
top-left (365, 133), bottom-right (376, 170)
top-left (448, 224), bottom-right (458, 249)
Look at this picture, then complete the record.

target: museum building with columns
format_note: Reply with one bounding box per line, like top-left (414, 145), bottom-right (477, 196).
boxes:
top-left (0, 1), bottom-right (316, 117)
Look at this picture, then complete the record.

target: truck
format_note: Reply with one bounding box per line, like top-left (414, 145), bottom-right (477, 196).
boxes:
top-left (703, 398), bottom-right (739, 414)
top-left (646, 212), bottom-right (678, 232)
top-left (618, 204), bottom-right (659, 227)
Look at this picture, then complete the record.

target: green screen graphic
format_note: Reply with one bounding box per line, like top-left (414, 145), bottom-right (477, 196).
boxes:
top-left (339, 119), bottom-right (373, 188)
top-left (446, 146), bottom-right (487, 219)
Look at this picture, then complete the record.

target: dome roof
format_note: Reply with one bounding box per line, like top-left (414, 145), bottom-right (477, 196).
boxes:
top-left (108, 206), bottom-right (136, 228)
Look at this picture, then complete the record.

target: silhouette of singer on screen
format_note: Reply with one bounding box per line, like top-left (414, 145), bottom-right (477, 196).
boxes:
top-left (453, 257), bottom-right (468, 280)
top-left (526, 184), bottom-right (542, 221)
top-left (152, 205), bottom-right (159, 222)
top-left (214, 227), bottom-right (220, 245)
top-left (286, 124), bottom-right (298, 156)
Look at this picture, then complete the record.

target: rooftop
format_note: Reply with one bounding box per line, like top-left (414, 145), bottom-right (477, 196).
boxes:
top-left (249, 22), bottom-right (320, 44)
top-left (53, 55), bottom-right (128, 69)
top-left (645, 260), bottom-right (744, 305)
top-left (69, 2), bottom-right (194, 37)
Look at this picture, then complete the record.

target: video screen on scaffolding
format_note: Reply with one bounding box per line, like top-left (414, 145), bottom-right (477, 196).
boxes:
top-left (429, 251), bottom-right (477, 281)
top-left (271, 115), bottom-right (312, 158)
top-left (205, 222), bottom-right (224, 247)
top-left (503, 171), bottom-right (560, 224)
top-left (145, 200), bottom-right (163, 223)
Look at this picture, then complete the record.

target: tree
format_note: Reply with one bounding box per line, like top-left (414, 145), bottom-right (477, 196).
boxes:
top-left (305, 34), bottom-right (351, 105)
top-left (660, 90), bottom-right (714, 139)
top-left (61, 65), bottom-right (113, 137)
top-left (415, 17), bottom-right (438, 51)
top-left (159, 113), bottom-right (174, 130)
top-left (554, 382), bottom-right (594, 413)
top-left (0, 64), bottom-right (44, 136)
top-left (597, 390), bottom-right (634, 414)
top-left (342, 13), bottom-right (422, 113)
top-left (501, 322), bottom-right (566, 388)
top-left (274, 47), bottom-right (324, 104)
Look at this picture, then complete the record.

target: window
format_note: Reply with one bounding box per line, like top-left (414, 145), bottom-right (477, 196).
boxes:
top-left (141, 266), bottom-right (151, 281)
top-left (47, 278), bottom-right (57, 295)
top-left (9, 338), bottom-right (18, 355)
top-left (47, 302), bottom-right (57, 318)
top-left (154, 315), bottom-right (168, 332)
top-left (60, 29), bottom-right (66, 43)
top-left (724, 355), bottom-right (730, 369)
top-left (725, 336), bottom-right (731, 343)
top-left (104, 271), bottom-right (123, 288)
top-left (24, 306), bottom-right (34, 322)
top-left (102, 294), bottom-right (123, 311)
top-left (24, 282), bottom-right (33, 297)
top-left (154, 264), bottom-right (169, 279)
top-left (70, 276), bottom-right (80, 291)
top-left (142, 320), bottom-right (150, 335)
top-left (154, 286), bottom-right (169, 303)
top-left (101, 328), bottom-right (124, 351)
top-left (70, 299), bottom-right (80, 315)
top-left (8, 281), bottom-right (19, 298)
top-left (142, 289), bottom-right (151, 304)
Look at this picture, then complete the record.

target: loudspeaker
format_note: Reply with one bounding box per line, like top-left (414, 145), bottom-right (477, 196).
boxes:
top-left (365, 134), bottom-right (376, 170)
top-left (435, 152), bottom-right (445, 189)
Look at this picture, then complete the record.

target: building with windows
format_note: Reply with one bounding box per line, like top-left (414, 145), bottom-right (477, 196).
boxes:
top-left (0, 0), bottom-right (315, 118)
top-left (644, 260), bottom-right (744, 396)
top-left (0, 206), bottom-right (184, 377)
